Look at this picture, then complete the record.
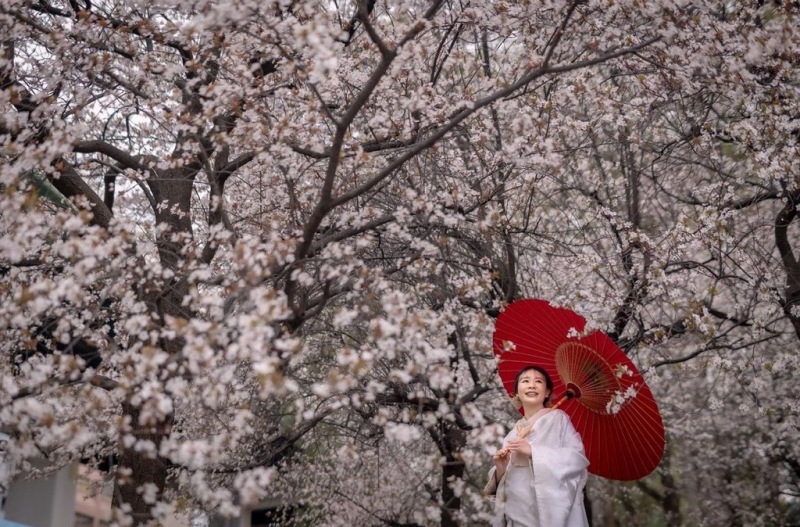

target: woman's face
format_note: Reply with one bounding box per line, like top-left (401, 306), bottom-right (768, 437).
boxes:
top-left (516, 369), bottom-right (550, 408)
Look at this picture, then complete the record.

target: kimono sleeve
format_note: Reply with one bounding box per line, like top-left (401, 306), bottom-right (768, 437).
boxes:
top-left (483, 466), bottom-right (498, 496)
top-left (528, 410), bottom-right (589, 526)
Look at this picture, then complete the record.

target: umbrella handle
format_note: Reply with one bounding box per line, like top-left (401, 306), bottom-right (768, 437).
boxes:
top-left (550, 386), bottom-right (579, 410)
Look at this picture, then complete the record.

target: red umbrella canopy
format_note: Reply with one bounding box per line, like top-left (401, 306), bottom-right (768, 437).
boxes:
top-left (493, 298), bottom-right (665, 481)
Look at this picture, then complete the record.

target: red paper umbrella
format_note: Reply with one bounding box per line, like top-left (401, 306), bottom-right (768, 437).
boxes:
top-left (493, 298), bottom-right (665, 481)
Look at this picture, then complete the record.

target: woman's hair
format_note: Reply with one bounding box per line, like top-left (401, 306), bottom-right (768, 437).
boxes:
top-left (513, 365), bottom-right (554, 405)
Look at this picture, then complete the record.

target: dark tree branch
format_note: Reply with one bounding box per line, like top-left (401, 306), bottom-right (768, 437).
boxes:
top-left (652, 333), bottom-right (780, 368)
top-left (775, 189), bottom-right (800, 339)
top-left (74, 140), bottom-right (147, 172)
top-left (50, 160), bottom-right (113, 228)
top-left (103, 169), bottom-right (119, 212)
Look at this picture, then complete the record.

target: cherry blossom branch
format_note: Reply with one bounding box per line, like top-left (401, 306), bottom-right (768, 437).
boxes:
top-left (8, 7), bottom-right (136, 61)
top-left (331, 35), bottom-right (662, 211)
top-left (725, 190), bottom-right (781, 210)
top-left (218, 152), bottom-right (256, 186)
top-left (358, 1), bottom-right (392, 58)
top-left (227, 408), bottom-right (337, 468)
top-left (74, 140), bottom-right (147, 173)
top-left (652, 333), bottom-right (780, 368)
top-left (192, 141), bottom-right (237, 266)
top-left (310, 213), bottom-right (396, 253)
top-left (775, 192), bottom-right (799, 272)
top-left (329, 487), bottom-right (425, 527)
top-left (289, 0), bottom-right (448, 316)
top-left (539, 0), bottom-right (583, 68)
top-left (10, 373), bottom-right (119, 402)
top-left (542, 35), bottom-right (662, 76)
top-left (50, 159), bottom-right (113, 228)
top-left (288, 136), bottom-right (422, 160)
top-left (775, 189), bottom-right (800, 338)
top-left (339, 0), bottom-right (378, 45)
top-left (431, 22), bottom-right (462, 86)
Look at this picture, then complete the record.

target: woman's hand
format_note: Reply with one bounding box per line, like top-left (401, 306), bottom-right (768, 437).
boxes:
top-left (493, 448), bottom-right (510, 481)
top-left (505, 438), bottom-right (532, 458)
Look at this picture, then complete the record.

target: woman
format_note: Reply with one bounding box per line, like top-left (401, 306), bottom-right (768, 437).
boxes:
top-left (485, 365), bottom-right (589, 527)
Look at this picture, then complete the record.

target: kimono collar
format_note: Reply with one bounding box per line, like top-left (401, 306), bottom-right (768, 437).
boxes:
top-left (515, 407), bottom-right (552, 438)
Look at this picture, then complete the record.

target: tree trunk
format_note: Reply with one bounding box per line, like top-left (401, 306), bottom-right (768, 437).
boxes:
top-left (111, 169), bottom-right (193, 524)
top-left (775, 192), bottom-right (800, 340)
top-left (440, 422), bottom-right (466, 527)
top-left (660, 444), bottom-right (682, 527)
top-left (112, 404), bottom-right (170, 526)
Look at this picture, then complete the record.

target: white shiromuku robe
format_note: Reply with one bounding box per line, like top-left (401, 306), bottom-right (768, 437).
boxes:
top-left (484, 409), bottom-right (589, 527)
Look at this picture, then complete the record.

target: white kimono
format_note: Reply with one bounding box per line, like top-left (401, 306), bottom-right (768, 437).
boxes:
top-left (484, 409), bottom-right (589, 527)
